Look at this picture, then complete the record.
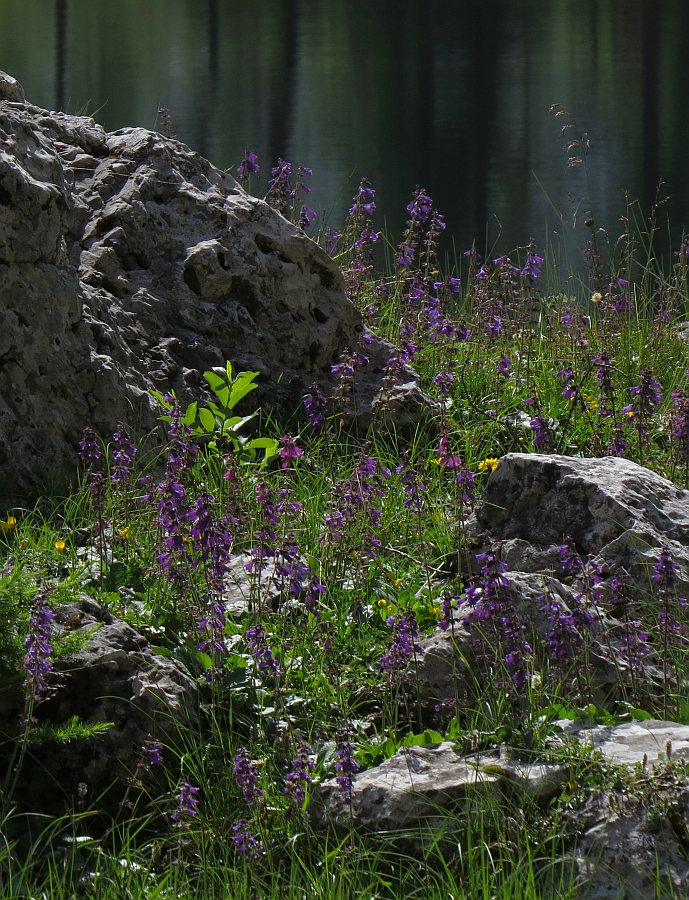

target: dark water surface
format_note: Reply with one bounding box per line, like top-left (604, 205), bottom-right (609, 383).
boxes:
top-left (3, 0), bottom-right (689, 273)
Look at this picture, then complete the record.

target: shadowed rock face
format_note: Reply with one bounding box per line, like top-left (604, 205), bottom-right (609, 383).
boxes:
top-left (0, 72), bottom-right (429, 505)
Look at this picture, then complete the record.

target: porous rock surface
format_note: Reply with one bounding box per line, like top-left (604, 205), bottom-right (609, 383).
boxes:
top-left (416, 454), bottom-right (689, 710)
top-left (0, 71), bottom-right (427, 505)
top-left (313, 719), bottom-right (689, 897)
top-left (1, 597), bottom-right (199, 822)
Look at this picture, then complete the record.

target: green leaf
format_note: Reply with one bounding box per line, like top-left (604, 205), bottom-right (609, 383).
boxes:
top-left (198, 407), bottom-right (217, 433)
top-left (180, 401), bottom-right (198, 426)
top-left (228, 371), bottom-right (260, 409)
top-left (203, 370), bottom-right (226, 393)
top-left (222, 414), bottom-right (257, 435)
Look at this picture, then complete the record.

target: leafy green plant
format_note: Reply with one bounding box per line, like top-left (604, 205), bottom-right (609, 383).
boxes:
top-left (151, 361), bottom-right (278, 466)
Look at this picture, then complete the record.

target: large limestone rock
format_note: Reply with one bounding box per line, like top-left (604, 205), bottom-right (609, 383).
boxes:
top-left (0, 72), bottom-right (427, 505)
top-left (475, 453), bottom-right (689, 592)
top-left (1, 598), bottom-right (199, 824)
top-left (416, 454), bottom-right (689, 712)
top-left (312, 719), bottom-right (689, 896)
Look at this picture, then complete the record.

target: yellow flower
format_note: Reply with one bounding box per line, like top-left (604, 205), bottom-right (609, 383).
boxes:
top-left (591, 292), bottom-right (603, 304)
top-left (377, 597), bottom-right (388, 607)
top-left (119, 526), bottom-right (131, 541)
top-left (55, 539), bottom-right (67, 553)
top-left (478, 457), bottom-right (500, 474)
top-left (1, 516), bottom-right (17, 532)
top-left (582, 393), bottom-right (599, 412)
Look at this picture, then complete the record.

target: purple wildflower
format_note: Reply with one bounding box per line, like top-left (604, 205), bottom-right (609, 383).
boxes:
top-left (432, 370), bottom-right (455, 397)
top-left (395, 451), bottom-right (427, 512)
top-left (438, 591), bottom-right (460, 632)
top-left (497, 355), bottom-right (512, 380)
top-left (233, 746), bottom-right (264, 804)
top-left (278, 433), bottom-right (303, 468)
top-left (110, 426), bottom-right (138, 484)
top-left (236, 150), bottom-right (260, 181)
top-left (540, 593), bottom-right (580, 660)
top-left (380, 612), bottom-right (424, 676)
top-left (266, 158), bottom-right (294, 214)
top-left (231, 819), bottom-right (262, 859)
top-left (144, 740), bottom-right (164, 766)
top-left (618, 620), bottom-right (650, 673)
top-left (334, 731), bottom-right (360, 804)
top-left (652, 548), bottom-right (680, 591)
top-left (23, 593), bottom-right (55, 700)
top-left (303, 385), bottom-right (327, 429)
top-left (245, 624), bottom-right (282, 677)
top-left (171, 779), bottom-right (200, 822)
top-left (283, 742), bottom-right (314, 808)
top-left (298, 205), bottom-right (317, 231)
top-left (521, 249), bottom-right (544, 282)
top-left (79, 427), bottom-right (102, 462)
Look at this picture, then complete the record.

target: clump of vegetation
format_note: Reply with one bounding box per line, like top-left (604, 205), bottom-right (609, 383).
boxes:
top-left (2, 150), bottom-right (689, 898)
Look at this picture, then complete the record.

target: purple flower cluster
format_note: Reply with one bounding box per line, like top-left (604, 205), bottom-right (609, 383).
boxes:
top-left (331, 348), bottom-right (369, 403)
top-left (283, 742), bottom-right (314, 808)
top-left (236, 149), bottom-right (260, 181)
top-left (623, 369), bottom-right (662, 453)
top-left (396, 186), bottom-right (433, 271)
top-left (231, 819), bottom-right (262, 859)
top-left (671, 387), bottom-right (689, 476)
top-left (171, 778), bottom-right (200, 822)
top-left (540, 592), bottom-right (581, 661)
top-left (380, 612), bottom-right (424, 676)
top-left (652, 548), bottom-right (680, 592)
top-left (278, 433), bottom-right (303, 468)
top-left (233, 746), bottom-right (264, 804)
top-left (23, 594), bottom-right (55, 700)
top-left (320, 453), bottom-right (389, 560)
top-left (144, 740), bottom-right (164, 766)
top-left (524, 397), bottom-right (553, 449)
top-left (79, 427), bottom-right (102, 463)
top-left (303, 384), bottom-right (328, 430)
top-left (334, 731), bottom-right (360, 804)
top-left (521, 246), bottom-right (544, 281)
top-left (110, 426), bottom-right (138, 485)
top-left (245, 624), bottom-right (282, 677)
top-left (395, 451), bottom-right (427, 512)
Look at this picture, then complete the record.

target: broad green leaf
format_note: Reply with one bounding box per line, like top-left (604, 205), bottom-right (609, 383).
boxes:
top-left (203, 370), bottom-right (226, 392)
top-left (228, 371), bottom-right (260, 409)
top-left (198, 407), bottom-right (216, 433)
top-left (180, 401), bottom-right (198, 426)
top-left (222, 413), bottom-right (257, 434)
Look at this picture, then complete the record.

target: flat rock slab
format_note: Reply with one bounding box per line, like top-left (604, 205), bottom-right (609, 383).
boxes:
top-left (312, 742), bottom-right (567, 833)
top-left (558, 718), bottom-right (689, 766)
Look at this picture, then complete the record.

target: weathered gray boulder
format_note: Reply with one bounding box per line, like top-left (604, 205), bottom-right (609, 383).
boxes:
top-left (416, 455), bottom-right (689, 713)
top-left (312, 719), bottom-right (689, 896)
top-left (3, 597), bottom-right (199, 822)
top-left (558, 718), bottom-right (689, 898)
top-left (312, 742), bottom-right (568, 833)
top-left (0, 71), bottom-right (429, 506)
top-left (475, 453), bottom-right (689, 593)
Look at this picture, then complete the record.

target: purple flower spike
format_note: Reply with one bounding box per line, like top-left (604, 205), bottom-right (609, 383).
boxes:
top-left (79, 427), bottom-right (102, 462)
top-left (334, 731), bottom-right (360, 804)
top-left (380, 613), bottom-right (424, 675)
top-left (237, 150), bottom-right (260, 180)
top-left (23, 594), bottom-right (55, 700)
top-left (144, 740), bottom-right (164, 766)
top-left (233, 746), bottom-right (265, 804)
top-left (231, 819), bottom-right (262, 858)
top-left (278, 433), bottom-right (304, 468)
top-left (171, 779), bottom-right (200, 822)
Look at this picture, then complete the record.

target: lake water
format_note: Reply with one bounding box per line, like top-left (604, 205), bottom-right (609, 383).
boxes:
top-left (2, 0), bottom-right (689, 274)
